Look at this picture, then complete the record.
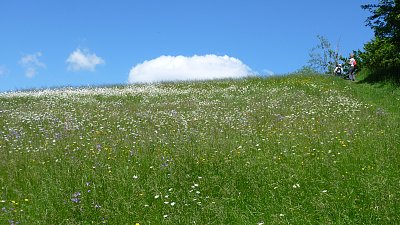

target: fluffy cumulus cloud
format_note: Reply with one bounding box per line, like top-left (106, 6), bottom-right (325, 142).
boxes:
top-left (128, 55), bottom-right (253, 83)
top-left (66, 48), bottom-right (105, 72)
top-left (19, 52), bottom-right (46, 78)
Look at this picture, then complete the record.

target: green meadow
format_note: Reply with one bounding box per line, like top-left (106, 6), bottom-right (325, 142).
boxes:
top-left (0, 74), bottom-right (399, 224)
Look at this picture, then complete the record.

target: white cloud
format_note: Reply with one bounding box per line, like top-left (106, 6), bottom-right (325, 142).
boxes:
top-left (66, 48), bottom-right (105, 72)
top-left (128, 55), bottom-right (253, 83)
top-left (19, 52), bottom-right (46, 78)
top-left (262, 69), bottom-right (275, 76)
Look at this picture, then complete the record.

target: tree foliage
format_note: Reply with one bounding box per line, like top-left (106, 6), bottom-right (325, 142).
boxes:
top-left (362, 0), bottom-right (400, 45)
top-left (361, 0), bottom-right (400, 68)
top-left (360, 37), bottom-right (400, 68)
top-left (360, 0), bottom-right (400, 83)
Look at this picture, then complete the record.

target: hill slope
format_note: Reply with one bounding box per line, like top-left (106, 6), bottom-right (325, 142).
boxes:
top-left (0, 75), bottom-right (399, 224)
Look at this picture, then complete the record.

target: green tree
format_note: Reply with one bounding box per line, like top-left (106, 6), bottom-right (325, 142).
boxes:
top-left (360, 37), bottom-right (400, 68)
top-left (362, 0), bottom-right (400, 45)
top-left (360, 0), bottom-right (400, 83)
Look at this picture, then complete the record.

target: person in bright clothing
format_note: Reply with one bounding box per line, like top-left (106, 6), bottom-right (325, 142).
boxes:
top-left (348, 53), bottom-right (357, 81)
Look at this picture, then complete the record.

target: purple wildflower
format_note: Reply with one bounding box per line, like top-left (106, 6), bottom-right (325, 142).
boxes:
top-left (9, 220), bottom-right (20, 225)
top-left (71, 197), bottom-right (80, 203)
top-left (71, 191), bottom-right (81, 203)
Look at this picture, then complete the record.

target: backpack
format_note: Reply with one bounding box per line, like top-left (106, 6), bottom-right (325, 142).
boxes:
top-left (353, 60), bottom-right (357, 67)
top-left (335, 67), bottom-right (342, 74)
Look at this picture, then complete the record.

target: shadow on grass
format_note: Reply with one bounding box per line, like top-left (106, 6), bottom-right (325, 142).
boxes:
top-left (359, 66), bottom-right (400, 86)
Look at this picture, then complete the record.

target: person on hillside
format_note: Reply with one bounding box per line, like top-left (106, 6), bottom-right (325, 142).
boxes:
top-left (348, 54), bottom-right (357, 81)
top-left (334, 63), bottom-right (343, 76)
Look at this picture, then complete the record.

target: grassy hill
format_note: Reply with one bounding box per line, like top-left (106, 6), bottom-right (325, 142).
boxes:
top-left (0, 74), bottom-right (399, 224)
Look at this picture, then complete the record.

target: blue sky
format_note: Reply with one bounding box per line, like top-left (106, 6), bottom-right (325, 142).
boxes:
top-left (0, 0), bottom-right (374, 92)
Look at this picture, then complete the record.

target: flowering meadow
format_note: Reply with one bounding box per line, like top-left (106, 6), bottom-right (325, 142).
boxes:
top-left (0, 75), bottom-right (399, 224)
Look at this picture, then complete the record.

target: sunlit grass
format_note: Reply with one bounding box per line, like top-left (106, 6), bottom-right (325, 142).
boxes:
top-left (0, 74), bottom-right (399, 224)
